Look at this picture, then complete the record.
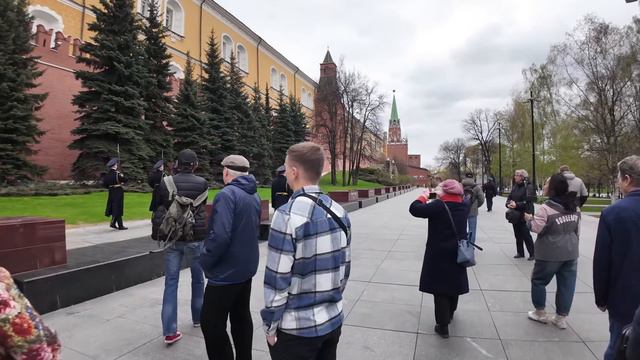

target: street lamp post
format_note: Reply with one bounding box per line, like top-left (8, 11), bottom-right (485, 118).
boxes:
top-left (498, 123), bottom-right (502, 195)
top-left (525, 89), bottom-right (538, 188)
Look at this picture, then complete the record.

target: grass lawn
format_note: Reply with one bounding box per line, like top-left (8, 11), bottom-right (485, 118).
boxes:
top-left (0, 174), bottom-right (387, 225)
top-left (319, 172), bottom-right (384, 192)
top-left (0, 188), bottom-right (272, 225)
top-left (581, 206), bottom-right (605, 213)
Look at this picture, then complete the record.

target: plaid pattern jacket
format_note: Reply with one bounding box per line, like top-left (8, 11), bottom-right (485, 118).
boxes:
top-left (261, 185), bottom-right (351, 337)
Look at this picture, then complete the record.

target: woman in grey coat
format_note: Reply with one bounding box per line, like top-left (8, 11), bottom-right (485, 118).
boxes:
top-left (524, 173), bottom-right (580, 329)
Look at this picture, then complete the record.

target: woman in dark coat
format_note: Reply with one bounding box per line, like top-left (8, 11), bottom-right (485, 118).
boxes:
top-left (148, 160), bottom-right (166, 212)
top-left (409, 179), bottom-right (470, 338)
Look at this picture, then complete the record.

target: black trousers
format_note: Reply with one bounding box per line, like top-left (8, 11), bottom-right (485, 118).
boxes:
top-left (433, 295), bottom-right (459, 326)
top-left (486, 196), bottom-right (494, 211)
top-left (200, 279), bottom-right (253, 360)
top-left (268, 326), bottom-right (341, 360)
top-left (110, 216), bottom-right (124, 228)
top-left (512, 221), bottom-right (535, 257)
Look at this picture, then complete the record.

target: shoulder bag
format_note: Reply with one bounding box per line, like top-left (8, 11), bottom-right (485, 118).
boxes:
top-left (441, 200), bottom-right (483, 267)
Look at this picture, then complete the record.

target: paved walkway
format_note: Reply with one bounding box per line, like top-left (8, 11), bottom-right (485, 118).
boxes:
top-left (44, 189), bottom-right (608, 359)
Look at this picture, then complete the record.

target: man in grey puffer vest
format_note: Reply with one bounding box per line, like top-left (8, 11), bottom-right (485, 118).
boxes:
top-left (461, 172), bottom-right (485, 244)
top-left (560, 165), bottom-right (588, 208)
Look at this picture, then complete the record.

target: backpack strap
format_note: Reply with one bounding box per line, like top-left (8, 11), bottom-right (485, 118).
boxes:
top-left (163, 176), bottom-right (178, 200)
top-left (192, 189), bottom-right (208, 207)
top-left (298, 193), bottom-right (350, 238)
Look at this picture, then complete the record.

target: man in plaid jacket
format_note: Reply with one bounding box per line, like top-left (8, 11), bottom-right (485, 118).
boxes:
top-left (261, 142), bottom-right (351, 360)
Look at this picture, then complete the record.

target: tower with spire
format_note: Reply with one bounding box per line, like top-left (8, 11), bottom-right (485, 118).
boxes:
top-left (388, 90), bottom-right (405, 144)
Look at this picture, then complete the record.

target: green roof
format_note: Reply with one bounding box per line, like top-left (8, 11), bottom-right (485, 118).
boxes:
top-left (322, 50), bottom-right (334, 64)
top-left (390, 93), bottom-right (400, 125)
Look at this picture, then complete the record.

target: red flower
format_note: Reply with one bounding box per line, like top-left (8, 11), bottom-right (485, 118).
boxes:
top-left (11, 313), bottom-right (34, 338)
top-left (22, 343), bottom-right (56, 360)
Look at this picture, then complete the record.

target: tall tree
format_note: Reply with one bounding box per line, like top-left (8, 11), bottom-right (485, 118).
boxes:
top-left (351, 80), bottom-right (386, 185)
top-left (549, 15), bottom-right (635, 196)
top-left (250, 84), bottom-right (272, 184)
top-left (141, 0), bottom-right (174, 163)
top-left (271, 88), bottom-right (294, 170)
top-left (171, 53), bottom-right (211, 179)
top-left (288, 95), bottom-right (308, 143)
top-left (201, 30), bottom-right (233, 181)
top-left (70, 0), bottom-right (151, 181)
top-left (227, 52), bottom-right (258, 167)
top-left (0, 0), bottom-right (48, 184)
top-left (462, 109), bottom-right (499, 179)
top-left (436, 138), bottom-right (467, 181)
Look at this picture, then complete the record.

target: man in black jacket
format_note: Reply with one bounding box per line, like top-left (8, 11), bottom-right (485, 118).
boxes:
top-left (103, 158), bottom-right (127, 230)
top-left (148, 160), bottom-right (165, 212)
top-left (151, 149), bottom-right (209, 345)
top-left (506, 169), bottom-right (536, 260)
top-left (482, 178), bottom-right (497, 212)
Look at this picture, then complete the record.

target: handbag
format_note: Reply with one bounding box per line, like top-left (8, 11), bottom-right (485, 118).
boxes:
top-left (441, 200), bottom-right (483, 267)
top-left (505, 208), bottom-right (522, 224)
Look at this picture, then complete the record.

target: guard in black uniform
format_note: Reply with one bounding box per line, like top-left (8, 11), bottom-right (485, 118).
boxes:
top-left (271, 165), bottom-right (292, 210)
top-left (148, 160), bottom-right (165, 212)
top-left (103, 158), bottom-right (128, 230)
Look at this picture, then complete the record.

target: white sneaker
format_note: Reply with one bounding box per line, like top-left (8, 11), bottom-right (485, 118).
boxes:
top-left (527, 310), bottom-right (548, 324)
top-left (551, 315), bottom-right (568, 329)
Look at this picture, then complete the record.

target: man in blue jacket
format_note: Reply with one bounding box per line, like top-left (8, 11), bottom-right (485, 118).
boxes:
top-left (199, 155), bottom-right (261, 360)
top-left (594, 155), bottom-right (640, 360)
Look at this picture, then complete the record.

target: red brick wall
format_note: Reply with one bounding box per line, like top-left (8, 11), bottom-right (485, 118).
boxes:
top-left (387, 143), bottom-right (408, 169)
top-left (408, 166), bottom-right (430, 186)
top-left (29, 26), bottom-right (87, 180)
top-left (408, 154), bottom-right (421, 168)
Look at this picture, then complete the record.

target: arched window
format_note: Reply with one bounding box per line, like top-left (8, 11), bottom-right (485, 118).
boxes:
top-left (280, 73), bottom-right (288, 94)
top-left (28, 6), bottom-right (63, 34)
top-left (165, 0), bottom-right (184, 35)
top-left (221, 34), bottom-right (233, 62)
top-left (236, 44), bottom-right (248, 72)
top-left (270, 68), bottom-right (279, 89)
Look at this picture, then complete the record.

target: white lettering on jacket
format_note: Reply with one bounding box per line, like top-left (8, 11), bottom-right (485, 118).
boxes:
top-left (555, 214), bottom-right (579, 225)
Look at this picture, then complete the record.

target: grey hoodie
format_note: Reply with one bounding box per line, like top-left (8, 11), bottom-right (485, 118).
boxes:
top-left (563, 171), bottom-right (589, 207)
top-left (527, 200), bottom-right (581, 261)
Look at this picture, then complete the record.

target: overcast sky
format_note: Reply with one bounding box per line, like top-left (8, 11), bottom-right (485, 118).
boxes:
top-left (216, 0), bottom-right (636, 167)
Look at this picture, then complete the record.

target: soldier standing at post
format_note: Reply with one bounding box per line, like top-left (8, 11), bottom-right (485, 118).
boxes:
top-left (103, 158), bottom-right (127, 230)
top-left (148, 160), bottom-right (166, 212)
top-left (271, 165), bottom-right (292, 210)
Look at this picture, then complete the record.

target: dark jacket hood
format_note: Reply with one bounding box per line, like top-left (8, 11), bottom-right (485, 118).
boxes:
top-left (228, 174), bottom-right (257, 195)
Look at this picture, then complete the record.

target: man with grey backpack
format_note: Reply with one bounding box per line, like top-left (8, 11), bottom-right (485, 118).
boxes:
top-left (151, 149), bottom-right (209, 345)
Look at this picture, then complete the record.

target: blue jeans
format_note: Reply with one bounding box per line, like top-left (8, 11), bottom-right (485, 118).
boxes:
top-left (161, 241), bottom-right (205, 336)
top-left (531, 259), bottom-right (577, 315)
top-left (604, 315), bottom-right (625, 360)
top-left (467, 215), bottom-right (477, 244)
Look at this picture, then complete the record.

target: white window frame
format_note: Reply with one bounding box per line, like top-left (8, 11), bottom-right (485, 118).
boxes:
top-left (280, 73), bottom-right (288, 94)
top-left (168, 62), bottom-right (184, 79)
top-left (28, 6), bottom-right (64, 48)
top-left (221, 34), bottom-right (233, 62)
top-left (164, 0), bottom-right (184, 36)
top-left (236, 43), bottom-right (248, 73)
top-left (270, 67), bottom-right (279, 90)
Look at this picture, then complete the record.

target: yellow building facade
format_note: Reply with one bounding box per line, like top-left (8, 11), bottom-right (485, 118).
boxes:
top-left (28, 0), bottom-right (317, 114)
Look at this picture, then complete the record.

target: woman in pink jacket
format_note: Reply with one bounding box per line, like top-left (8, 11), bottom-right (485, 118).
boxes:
top-left (524, 173), bottom-right (580, 329)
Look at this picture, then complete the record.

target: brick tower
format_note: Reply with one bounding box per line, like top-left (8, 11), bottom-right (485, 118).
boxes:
top-left (386, 91), bottom-right (409, 171)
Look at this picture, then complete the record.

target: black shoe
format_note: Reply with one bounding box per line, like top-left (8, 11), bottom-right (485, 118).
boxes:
top-left (527, 256), bottom-right (535, 261)
top-left (434, 325), bottom-right (449, 338)
top-left (514, 255), bottom-right (525, 259)
top-left (110, 223), bottom-right (117, 229)
top-left (118, 226), bottom-right (128, 230)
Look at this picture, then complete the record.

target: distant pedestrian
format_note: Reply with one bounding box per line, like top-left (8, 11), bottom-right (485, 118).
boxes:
top-left (200, 155), bottom-right (261, 360)
top-left (461, 172), bottom-right (484, 244)
top-left (524, 174), bottom-right (580, 329)
top-left (593, 155), bottom-right (640, 360)
top-left (262, 142), bottom-right (351, 360)
top-left (559, 165), bottom-right (589, 208)
top-left (103, 157), bottom-right (127, 230)
top-left (151, 149), bottom-right (208, 345)
top-left (482, 178), bottom-right (497, 212)
top-left (271, 164), bottom-right (292, 210)
top-left (506, 169), bottom-right (537, 260)
top-left (409, 179), bottom-right (470, 339)
top-left (148, 159), bottom-right (166, 212)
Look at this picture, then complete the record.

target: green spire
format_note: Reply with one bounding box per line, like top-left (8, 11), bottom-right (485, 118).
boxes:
top-left (390, 91), bottom-right (399, 125)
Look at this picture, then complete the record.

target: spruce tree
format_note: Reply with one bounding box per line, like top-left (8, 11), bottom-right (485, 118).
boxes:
top-left (141, 0), bottom-right (174, 164)
top-left (70, 0), bottom-right (151, 181)
top-left (0, 0), bottom-right (48, 184)
top-left (227, 53), bottom-right (258, 171)
top-left (271, 88), bottom-right (294, 169)
top-left (250, 84), bottom-right (272, 184)
top-left (201, 30), bottom-right (234, 182)
top-left (288, 95), bottom-right (308, 143)
top-left (171, 53), bottom-right (211, 179)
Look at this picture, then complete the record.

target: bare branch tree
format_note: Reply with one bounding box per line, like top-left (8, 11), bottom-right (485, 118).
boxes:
top-left (436, 138), bottom-right (467, 181)
top-left (462, 109), bottom-right (499, 179)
